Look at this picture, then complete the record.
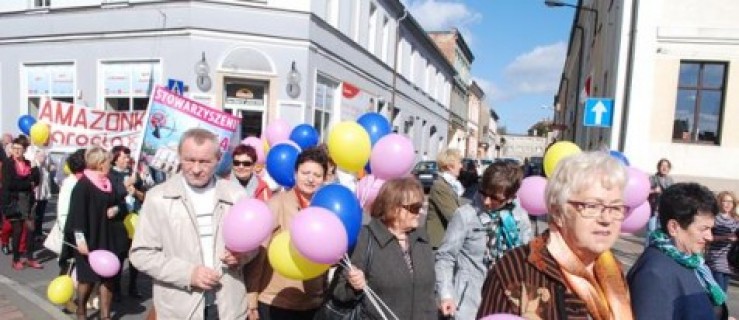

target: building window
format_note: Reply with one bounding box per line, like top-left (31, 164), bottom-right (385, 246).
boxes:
top-left (224, 79), bottom-right (269, 139)
top-left (367, 3), bottom-right (377, 54)
top-left (324, 0), bottom-right (339, 28)
top-left (672, 61), bottom-right (726, 145)
top-left (101, 61), bottom-right (161, 111)
top-left (24, 63), bottom-right (75, 118)
top-left (314, 76), bottom-right (338, 140)
top-left (34, 0), bottom-right (50, 7)
top-left (381, 16), bottom-right (390, 63)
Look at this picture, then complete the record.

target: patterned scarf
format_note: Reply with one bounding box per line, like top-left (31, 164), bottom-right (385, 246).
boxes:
top-left (547, 227), bottom-right (633, 320)
top-left (481, 203), bottom-right (523, 268)
top-left (647, 229), bottom-right (726, 306)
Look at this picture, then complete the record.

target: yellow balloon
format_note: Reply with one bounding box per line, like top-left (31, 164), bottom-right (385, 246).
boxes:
top-left (327, 121), bottom-right (371, 173)
top-left (29, 122), bottom-right (50, 146)
top-left (47, 275), bottom-right (74, 305)
top-left (123, 213), bottom-right (139, 239)
top-left (268, 232), bottom-right (330, 280)
top-left (63, 163), bottom-right (71, 175)
top-left (543, 141), bottom-right (582, 177)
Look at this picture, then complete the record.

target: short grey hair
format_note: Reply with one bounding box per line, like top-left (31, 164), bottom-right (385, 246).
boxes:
top-left (178, 128), bottom-right (221, 157)
top-left (544, 151), bottom-right (627, 218)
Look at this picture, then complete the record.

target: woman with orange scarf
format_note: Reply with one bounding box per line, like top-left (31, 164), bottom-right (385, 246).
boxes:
top-left (477, 151), bottom-right (633, 320)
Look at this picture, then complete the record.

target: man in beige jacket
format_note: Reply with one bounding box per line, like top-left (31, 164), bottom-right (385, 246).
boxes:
top-left (130, 128), bottom-right (255, 319)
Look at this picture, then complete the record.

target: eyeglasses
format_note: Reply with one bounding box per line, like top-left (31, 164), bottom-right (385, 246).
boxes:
top-left (566, 200), bottom-right (629, 220)
top-left (401, 202), bottom-right (424, 214)
top-left (233, 160), bottom-right (254, 167)
top-left (478, 189), bottom-right (510, 203)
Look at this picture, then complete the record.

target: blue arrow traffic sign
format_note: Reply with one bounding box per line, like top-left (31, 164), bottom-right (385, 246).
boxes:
top-left (167, 79), bottom-right (185, 96)
top-left (583, 98), bottom-right (614, 127)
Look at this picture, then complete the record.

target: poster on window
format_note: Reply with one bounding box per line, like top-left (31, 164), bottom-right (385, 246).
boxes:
top-left (37, 97), bottom-right (145, 152)
top-left (27, 68), bottom-right (50, 96)
top-left (131, 63), bottom-right (158, 96)
top-left (104, 64), bottom-right (130, 96)
top-left (134, 85), bottom-right (240, 185)
top-left (340, 82), bottom-right (376, 121)
top-left (51, 66), bottom-right (74, 96)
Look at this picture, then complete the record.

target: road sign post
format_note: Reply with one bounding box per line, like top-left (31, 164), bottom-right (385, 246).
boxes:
top-left (583, 98), bottom-right (614, 127)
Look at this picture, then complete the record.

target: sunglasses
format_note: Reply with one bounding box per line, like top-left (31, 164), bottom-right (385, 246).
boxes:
top-left (232, 160), bottom-right (254, 167)
top-left (401, 202), bottom-right (424, 214)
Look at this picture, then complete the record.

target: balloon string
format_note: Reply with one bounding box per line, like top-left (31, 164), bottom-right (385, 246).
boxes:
top-left (42, 230), bottom-right (78, 250)
top-left (339, 256), bottom-right (398, 320)
top-left (359, 175), bottom-right (375, 208)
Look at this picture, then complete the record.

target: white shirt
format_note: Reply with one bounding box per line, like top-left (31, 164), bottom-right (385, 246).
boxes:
top-left (182, 177), bottom-right (217, 268)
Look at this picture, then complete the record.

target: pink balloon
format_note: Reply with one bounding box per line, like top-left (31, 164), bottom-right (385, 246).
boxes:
top-left (88, 250), bottom-right (121, 278)
top-left (289, 207), bottom-right (348, 264)
top-left (265, 119), bottom-right (292, 146)
top-left (480, 314), bottom-right (525, 320)
top-left (369, 134), bottom-right (415, 180)
top-left (241, 136), bottom-right (266, 164)
top-left (624, 167), bottom-right (650, 208)
top-left (516, 176), bottom-right (548, 216)
top-left (223, 198), bottom-right (275, 253)
top-left (356, 174), bottom-right (385, 209)
top-left (621, 201), bottom-right (651, 234)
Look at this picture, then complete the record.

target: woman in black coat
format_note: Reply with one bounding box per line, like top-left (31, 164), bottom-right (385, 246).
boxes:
top-left (2, 135), bottom-right (40, 270)
top-left (63, 147), bottom-right (119, 320)
top-left (331, 177), bottom-right (436, 320)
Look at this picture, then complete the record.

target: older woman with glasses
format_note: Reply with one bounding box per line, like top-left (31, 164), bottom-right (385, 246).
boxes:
top-left (477, 151), bottom-right (633, 319)
top-left (230, 144), bottom-right (271, 201)
top-left (328, 177), bottom-right (435, 319)
top-left (629, 183), bottom-right (729, 320)
top-left (435, 161), bottom-right (531, 320)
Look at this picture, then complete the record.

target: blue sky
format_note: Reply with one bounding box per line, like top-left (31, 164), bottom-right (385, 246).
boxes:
top-left (404, 0), bottom-right (575, 134)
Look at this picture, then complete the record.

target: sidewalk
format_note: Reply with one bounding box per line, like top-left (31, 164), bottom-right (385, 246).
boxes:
top-left (0, 274), bottom-right (69, 320)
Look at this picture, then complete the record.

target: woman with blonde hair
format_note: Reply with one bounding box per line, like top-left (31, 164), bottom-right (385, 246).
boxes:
top-left (477, 152), bottom-right (632, 319)
top-left (706, 190), bottom-right (739, 293)
top-left (64, 147), bottom-right (120, 320)
top-left (426, 148), bottom-right (464, 248)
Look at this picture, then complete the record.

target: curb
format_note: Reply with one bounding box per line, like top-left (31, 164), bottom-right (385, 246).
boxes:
top-left (0, 273), bottom-right (70, 320)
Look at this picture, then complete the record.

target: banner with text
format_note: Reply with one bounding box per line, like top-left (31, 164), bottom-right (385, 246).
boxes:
top-left (136, 85), bottom-right (240, 184)
top-left (37, 98), bottom-right (145, 152)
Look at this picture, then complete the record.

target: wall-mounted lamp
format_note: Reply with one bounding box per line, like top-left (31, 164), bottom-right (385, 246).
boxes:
top-left (286, 61), bottom-right (301, 98)
top-left (195, 52), bottom-right (212, 92)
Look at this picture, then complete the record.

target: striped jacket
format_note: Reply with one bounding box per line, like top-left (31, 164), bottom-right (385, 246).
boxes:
top-left (477, 233), bottom-right (624, 319)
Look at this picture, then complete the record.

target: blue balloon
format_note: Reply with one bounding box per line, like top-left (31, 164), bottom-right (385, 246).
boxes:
top-left (609, 150), bottom-right (630, 166)
top-left (311, 184), bottom-right (363, 247)
top-left (17, 115), bottom-right (36, 136)
top-left (266, 144), bottom-right (300, 188)
top-left (289, 124), bottom-right (319, 150)
top-left (216, 151), bottom-right (233, 177)
top-left (357, 112), bottom-right (391, 146)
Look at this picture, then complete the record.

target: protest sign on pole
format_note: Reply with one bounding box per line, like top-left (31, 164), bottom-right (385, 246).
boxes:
top-left (135, 85), bottom-right (240, 185)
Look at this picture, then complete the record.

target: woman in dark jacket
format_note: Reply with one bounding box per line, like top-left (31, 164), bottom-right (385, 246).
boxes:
top-left (108, 145), bottom-right (143, 299)
top-left (332, 177), bottom-right (435, 320)
top-left (64, 147), bottom-right (119, 320)
top-left (2, 135), bottom-right (41, 270)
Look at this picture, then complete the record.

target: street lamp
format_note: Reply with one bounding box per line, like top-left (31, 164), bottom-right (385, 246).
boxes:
top-left (194, 51), bottom-right (212, 92)
top-left (545, 0), bottom-right (599, 37)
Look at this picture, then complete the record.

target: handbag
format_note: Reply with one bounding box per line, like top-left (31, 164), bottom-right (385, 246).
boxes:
top-left (43, 221), bottom-right (64, 255)
top-left (728, 236), bottom-right (739, 270)
top-left (314, 230), bottom-right (374, 320)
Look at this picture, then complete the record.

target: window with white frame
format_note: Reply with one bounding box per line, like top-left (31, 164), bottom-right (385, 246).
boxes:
top-left (24, 63), bottom-right (75, 118)
top-left (381, 16), bottom-right (390, 63)
top-left (397, 38), bottom-right (405, 75)
top-left (324, 0), bottom-right (339, 28)
top-left (368, 3), bottom-right (378, 54)
top-left (34, 0), bottom-right (50, 8)
top-left (101, 61), bottom-right (161, 112)
top-left (314, 75), bottom-right (339, 140)
top-left (424, 64), bottom-right (432, 93)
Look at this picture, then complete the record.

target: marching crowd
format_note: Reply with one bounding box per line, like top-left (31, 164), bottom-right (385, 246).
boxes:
top-left (0, 128), bottom-right (737, 320)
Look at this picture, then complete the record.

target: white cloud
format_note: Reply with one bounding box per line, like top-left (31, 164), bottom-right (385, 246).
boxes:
top-left (405, 0), bottom-right (482, 31)
top-left (503, 41), bottom-right (567, 95)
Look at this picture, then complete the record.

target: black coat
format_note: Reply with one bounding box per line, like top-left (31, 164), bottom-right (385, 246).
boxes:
top-left (1, 157), bottom-right (39, 219)
top-left (108, 169), bottom-right (135, 258)
top-left (63, 176), bottom-right (119, 282)
top-left (332, 219), bottom-right (436, 320)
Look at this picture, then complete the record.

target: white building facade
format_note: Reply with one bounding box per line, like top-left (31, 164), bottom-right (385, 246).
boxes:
top-left (554, 0), bottom-right (739, 192)
top-left (0, 0), bottom-right (454, 157)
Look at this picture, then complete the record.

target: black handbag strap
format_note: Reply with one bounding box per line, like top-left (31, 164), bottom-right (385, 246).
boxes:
top-left (555, 283), bottom-right (568, 320)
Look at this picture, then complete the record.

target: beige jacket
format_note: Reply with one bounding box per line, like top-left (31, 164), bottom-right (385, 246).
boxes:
top-left (130, 175), bottom-right (254, 320)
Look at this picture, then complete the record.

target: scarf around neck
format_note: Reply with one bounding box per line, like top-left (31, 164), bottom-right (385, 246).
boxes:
top-left (14, 158), bottom-right (30, 177)
top-left (547, 227), bottom-right (633, 320)
top-left (481, 203), bottom-right (523, 268)
top-left (84, 169), bottom-right (112, 193)
top-left (647, 229), bottom-right (726, 306)
top-left (441, 171), bottom-right (464, 197)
